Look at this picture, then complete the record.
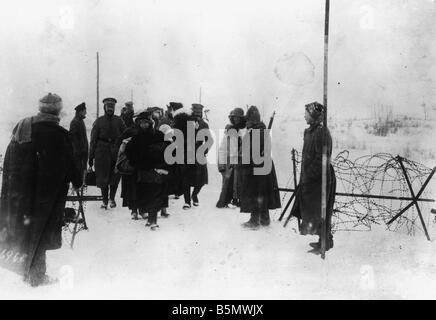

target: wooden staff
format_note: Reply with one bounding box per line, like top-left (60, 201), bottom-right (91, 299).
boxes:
top-left (321, 0), bottom-right (330, 259)
top-left (96, 52), bottom-right (100, 118)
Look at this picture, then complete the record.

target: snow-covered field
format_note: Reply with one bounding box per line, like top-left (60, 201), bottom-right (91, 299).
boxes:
top-left (1, 115), bottom-right (436, 299)
top-left (1, 164), bottom-right (436, 300)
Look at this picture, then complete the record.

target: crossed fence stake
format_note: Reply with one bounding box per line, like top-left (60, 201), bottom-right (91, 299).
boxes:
top-left (386, 156), bottom-right (436, 241)
top-left (279, 150), bottom-right (436, 241)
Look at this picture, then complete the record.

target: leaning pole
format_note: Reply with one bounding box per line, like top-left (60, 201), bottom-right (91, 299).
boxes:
top-left (320, 0), bottom-right (330, 260)
top-left (96, 51), bottom-right (100, 118)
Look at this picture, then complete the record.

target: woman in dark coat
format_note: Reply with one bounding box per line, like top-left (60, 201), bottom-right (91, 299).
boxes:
top-left (0, 93), bottom-right (82, 287)
top-left (216, 108), bottom-right (246, 208)
top-left (125, 112), bottom-right (169, 230)
top-left (117, 118), bottom-right (141, 219)
top-left (290, 102), bottom-right (336, 253)
top-left (239, 106), bottom-right (281, 228)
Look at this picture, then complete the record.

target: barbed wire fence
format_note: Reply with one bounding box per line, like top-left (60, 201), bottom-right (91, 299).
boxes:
top-left (278, 149), bottom-right (436, 239)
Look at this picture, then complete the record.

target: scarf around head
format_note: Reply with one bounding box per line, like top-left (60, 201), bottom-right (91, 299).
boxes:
top-left (12, 112), bottom-right (60, 144)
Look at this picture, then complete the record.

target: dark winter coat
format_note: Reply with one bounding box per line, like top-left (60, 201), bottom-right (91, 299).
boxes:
top-left (193, 118), bottom-right (210, 187)
top-left (118, 126), bottom-right (141, 210)
top-left (125, 129), bottom-right (169, 213)
top-left (290, 122), bottom-right (336, 236)
top-left (216, 123), bottom-right (245, 207)
top-left (173, 112), bottom-right (211, 188)
top-left (158, 113), bottom-right (174, 128)
top-left (239, 122), bottom-right (281, 213)
top-left (89, 114), bottom-right (126, 188)
top-left (69, 115), bottom-right (89, 174)
top-left (0, 118), bottom-right (81, 276)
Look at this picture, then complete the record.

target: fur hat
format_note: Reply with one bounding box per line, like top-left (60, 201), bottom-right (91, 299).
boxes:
top-left (75, 102), bottom-right (86, 112)
top-left (172, 106), bottom-right (192, 118)
top-left (246, 106), bottom-right (261, 125)
top-left (39, 93), bottom-right (63, 115)
top-left (229, 107), bottom-right (244, 118)
top-left (135, 110), bottom-right (152, 120)
top-left (305, 101), bottom-right (324, 119)
top-left (168, 102), bottom-right (183, 111)
top-left (147, 106), bottom-right (161, 114)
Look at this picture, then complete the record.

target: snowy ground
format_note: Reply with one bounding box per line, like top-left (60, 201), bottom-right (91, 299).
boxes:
top-left (1, 167), bottom-right (436, 300)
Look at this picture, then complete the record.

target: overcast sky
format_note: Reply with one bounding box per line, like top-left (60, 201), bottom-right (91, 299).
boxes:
top-left (0, 0), bottom-right (435, 128)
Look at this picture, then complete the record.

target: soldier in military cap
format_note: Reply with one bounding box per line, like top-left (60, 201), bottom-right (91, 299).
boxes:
top-left (69, 102), bottom-right (88, 178)
top-left (179, 103), bottom-right (213, 209)
top-left (89, 97), bottom-right (127, 209)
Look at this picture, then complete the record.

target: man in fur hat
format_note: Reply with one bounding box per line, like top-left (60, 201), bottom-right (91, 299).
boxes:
top-left (170, 104), bottom-right (213, 209)
top-left (290, 102), bottom-right (336, 254)
top-left (239, 106), bottom-right (281, 228)
top-left (69, 102), bottom-right (88, 177)
top-left (89, 97), bottom-right (127, 209)
top-left (0, 93), bottom-right (82, 286)
top-left (217, 107), bottom-right (246, 208)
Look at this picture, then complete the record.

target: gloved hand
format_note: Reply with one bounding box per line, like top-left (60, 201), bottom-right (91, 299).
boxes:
top-left (88, 158), bottom-right (94, 168)
top-left (218, 164), bottom-right (226, 173)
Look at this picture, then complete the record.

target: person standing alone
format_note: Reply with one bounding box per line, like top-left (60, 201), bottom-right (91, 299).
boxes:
top-left (290, 102), bottom-right (336, 254)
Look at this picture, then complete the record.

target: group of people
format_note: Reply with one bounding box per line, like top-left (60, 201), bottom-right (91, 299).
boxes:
top-left (0, 92), bottom-right (336, 287)
top-left (85, 99), bottom-right (212, 229)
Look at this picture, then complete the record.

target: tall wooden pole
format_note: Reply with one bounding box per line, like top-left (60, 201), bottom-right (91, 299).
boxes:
top-left (320, 0), bottom-right (330, 260)
top-left (96, 52), bottom-right (100, 118)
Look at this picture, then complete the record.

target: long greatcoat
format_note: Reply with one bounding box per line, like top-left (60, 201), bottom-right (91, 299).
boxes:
top-left (69, 115), bottom-right (88, 174)
top-left (290, 122), bottom-right (336, 236)
top-left (173, 112), bottom-right (211, 189)
top-left (117, 126), bottom-right (140, 210)
top-left (216, 124), bottom-right (244, 207)
top-left (239, 122), bottom-right (281, 213)
top-left (0, 117), bottom-right (81, 276)
top-left (90, 114), bottom-right (126, 188)
top-left (125, 129), bottom-right (169, 213)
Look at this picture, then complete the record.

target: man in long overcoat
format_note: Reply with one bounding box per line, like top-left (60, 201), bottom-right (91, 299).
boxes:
top-left (290, 102), bottom-right (336, 254)
top-left (216, 107), bottom-right (246, 208)
top-left (239, 106), bottom-right (281, 228)
top-left (0, 93), bottom-right (82, 287)
top-left (69, 102), bottom-right (88, 177)
top-left (175, 104), bottom-right (213, 209)
top-left (89, 97), bottom-right (126, 209)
